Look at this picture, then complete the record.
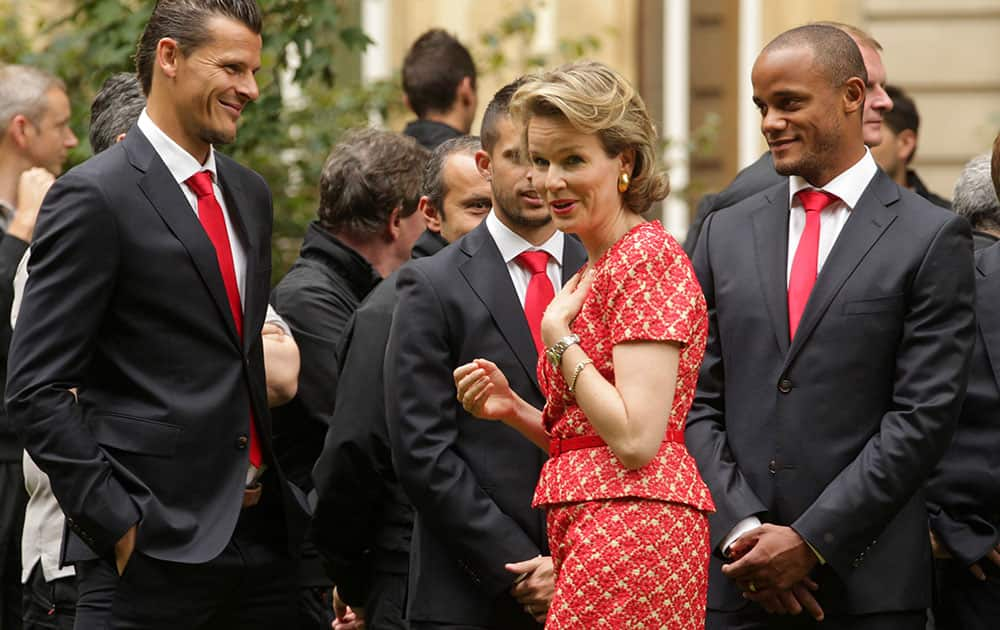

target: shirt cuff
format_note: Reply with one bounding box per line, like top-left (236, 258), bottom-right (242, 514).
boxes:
top-left (721, 516), bottom-right (761, 556)
top-left (264, 304), bottom-right (292, 337)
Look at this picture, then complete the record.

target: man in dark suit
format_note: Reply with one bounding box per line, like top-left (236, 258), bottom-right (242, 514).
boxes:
top-left (312, 135), bottom-right (492, 629)
top-left (686, 24), bottom-right (976, 630)
top-left (0, 64), bottom-right (76, 630)
top-left (926, 131), bottom-right (1000, 629)
top-left (6, 2), bottom-right (307, 627)
top-left (386, 80), bottom-right (586, 629)
top-left (683, 22), bottom-right (893, 255)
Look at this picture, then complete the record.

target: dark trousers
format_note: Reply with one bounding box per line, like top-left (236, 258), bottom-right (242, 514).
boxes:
top-left (21, 565), bottom-right (76, 630)
top-left (933, 558), bottom-right (1000, 630)
top-left (72, 502), bottom-right (295, 630)
top-left (0, 461), bottom-right (27, 630)
top-left (366, 571), bottom-right (407, 630)
top-left (707, 606), bottom-right (926, 630)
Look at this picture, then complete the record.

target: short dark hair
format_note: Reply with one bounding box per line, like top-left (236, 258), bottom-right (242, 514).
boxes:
top-left (883, 85), bottom-right (919, 135)
top-left (135, 0), bottom-right (262, 96)
top-left (762, 24), bottom-right (868, 88)
top-left (402, 29), bottom-right (476, 118)
top-left (89, 73), bottom-right (145, 154)
top-left (481, 77), bottom-right (527, 155)
top-left (318, 128), bottom-right (429, 238)
top-left (423, 135), bottom-right (482, 218)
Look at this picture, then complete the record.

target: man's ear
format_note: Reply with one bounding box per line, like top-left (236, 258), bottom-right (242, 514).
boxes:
top-left (418, 195), bottom-right (441, 233)
top-left (156, 37), bottom-right (182, 80)
top-left (6, 115), bottom-right (32, 150)
top-left (457, 76), bottom-right (475, 107)
top-left (385, 206), bottom-right (402, 242)
top-left (897, 128), bottom-right (918, 164)
top-left (843, 77), bottom-right (866, 115)
top-left (475, 149), bottom-right (492, 182)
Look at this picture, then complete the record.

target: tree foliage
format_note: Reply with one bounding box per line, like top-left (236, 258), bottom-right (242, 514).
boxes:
top-left (1, 0), bottom-right (604, 279)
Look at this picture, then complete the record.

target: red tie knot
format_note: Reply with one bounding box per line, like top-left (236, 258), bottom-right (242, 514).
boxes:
top-left (185, 171), bottom-right (215, 199)
top-left (516, 250), bottom-right (550, 275)
top-left (795, 189), bottom-right (839, 214)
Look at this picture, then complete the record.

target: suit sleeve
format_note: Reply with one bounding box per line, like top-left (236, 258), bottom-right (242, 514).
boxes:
top-left (792, 214), bottom-right (976, 576)
top-left (925, 325), bottom-right (1000, 567)
top-left (386, 264), bottom-right (541, 597)
top-left (311, 309), bottom-right (388, 607)
top-left (685, 211), bottom-right (768, 553)
top-left (6, 172), bottom-right (139, 555)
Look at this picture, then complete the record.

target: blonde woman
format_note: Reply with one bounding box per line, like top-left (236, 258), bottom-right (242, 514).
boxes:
top-left (454, 60), bottom-right (713, 628)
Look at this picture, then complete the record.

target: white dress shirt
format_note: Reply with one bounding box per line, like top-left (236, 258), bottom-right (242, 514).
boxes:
top-left (722, 149), bottom-right (879, 555)
top-left (485, 210), bottom-right (565, 306)
top-left (137, 109), bottom-right (247, 307)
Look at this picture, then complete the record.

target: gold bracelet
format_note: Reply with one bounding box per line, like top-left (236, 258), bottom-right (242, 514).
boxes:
top-left (568, 359), bottom-right (593, 394)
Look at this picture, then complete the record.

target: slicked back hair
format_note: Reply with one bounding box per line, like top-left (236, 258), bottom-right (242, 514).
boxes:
top-left (318, 128), bottom-right (430, 239)
top-left (135, 0), bottom-right (262, 96)
top-left (423, 135), bottom-right (482, 218)
top-left (481, 77), bottom-right (527, 156)
top-left (402, 29), bottom-right (477, 118)
top-left (89, 73), bottom-right (146, 154)
top-left (761, 24), bottom-right (868, 89)
top-left (0, 64), bottom-right (65, 131)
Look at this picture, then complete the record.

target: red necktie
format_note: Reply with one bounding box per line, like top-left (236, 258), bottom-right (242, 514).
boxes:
top-left (515, 251), bottom-right (555, 354)
top-left (186, 171), bottom-right (263, 468)
top-left (788, 189), bottom-right (839, 340)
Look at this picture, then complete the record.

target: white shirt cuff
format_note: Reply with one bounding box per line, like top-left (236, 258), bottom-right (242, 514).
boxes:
top-left (721, 516), bottom-right (762, 556)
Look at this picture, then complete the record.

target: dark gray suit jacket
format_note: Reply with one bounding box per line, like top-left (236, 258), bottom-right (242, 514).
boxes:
top-left (6, 127), bottom-right (308, 564)
top-left (386, 220), bottom-right (585, 628)
top-left (926, 242), bottom-right (1000, 566)
top-left (687, 170), bottom-right (976, 615)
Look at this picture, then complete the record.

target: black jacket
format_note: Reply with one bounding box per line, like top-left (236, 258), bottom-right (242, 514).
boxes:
top-left (311, 228), bottom-right (446, 608)
top-left (907, 169), bottom-right (951, 209)
top-left (7, 128), bottom-right (308, 563)
top-left (0, 210), bottom-right (29, 461)
top-left (402, 119), bottom-right (464, 150)
top-left (270, 221), bottom-right (380, 493)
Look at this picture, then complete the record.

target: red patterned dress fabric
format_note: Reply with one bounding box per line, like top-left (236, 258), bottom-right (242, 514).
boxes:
top-left (534, 221), bottom-right (714, 628)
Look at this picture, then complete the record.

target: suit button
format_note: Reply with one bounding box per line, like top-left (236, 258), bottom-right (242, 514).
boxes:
top-left (768, 459), bottom-right (777, 475)
top-left (236, 435), bottom-right (249, 449)
top-left (777, 378), bottom-right (793, 393)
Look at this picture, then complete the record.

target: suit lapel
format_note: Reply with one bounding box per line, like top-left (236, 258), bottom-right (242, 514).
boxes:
top-left (216, 157), bottom-right (259, 353)
top-left (782, 171), bottom-right (899, 370)
top-left (458, 223), bottom-right (541, 391)
top-left (974, 246), bottom-right (1000, 390)
top-left (752, 184), bottom-right (791, 355)
top-left (128, 130), bottom-right (242, 349)
top-left (561, 235), bottom-right (587, 283)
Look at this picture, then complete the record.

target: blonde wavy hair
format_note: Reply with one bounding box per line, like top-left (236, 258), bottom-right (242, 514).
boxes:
top-left (509, 60), bottom-right (669, 215)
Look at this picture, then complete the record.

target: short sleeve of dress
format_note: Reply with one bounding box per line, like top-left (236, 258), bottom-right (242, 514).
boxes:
top-left (605, 229), bottom-right (704, 348)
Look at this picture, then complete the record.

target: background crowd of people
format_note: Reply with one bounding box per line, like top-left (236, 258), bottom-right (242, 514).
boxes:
top-left (0, 1), bottom-right (999, 629)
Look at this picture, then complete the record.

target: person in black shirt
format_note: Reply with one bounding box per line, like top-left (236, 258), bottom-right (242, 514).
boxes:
top-left (401, 29), bottom-right (477, 150)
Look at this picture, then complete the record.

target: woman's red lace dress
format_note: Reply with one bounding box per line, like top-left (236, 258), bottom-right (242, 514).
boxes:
top-left (534, 221), bottom-right (714, 629)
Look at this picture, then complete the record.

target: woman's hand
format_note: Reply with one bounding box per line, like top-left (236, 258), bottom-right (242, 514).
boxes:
top-left (541, 267), bottom-right (594, 347)
top-left (454, 359), bottom-right (519, 421)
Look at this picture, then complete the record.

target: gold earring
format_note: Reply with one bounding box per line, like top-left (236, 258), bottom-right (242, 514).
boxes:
top-left (617, 172), bottom-right (630, 193)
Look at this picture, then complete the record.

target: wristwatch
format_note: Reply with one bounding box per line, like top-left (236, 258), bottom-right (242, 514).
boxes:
top-left (545, 333), bottom-right (580, 367)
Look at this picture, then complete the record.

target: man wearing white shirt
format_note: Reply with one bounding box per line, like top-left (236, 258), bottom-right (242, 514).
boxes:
top-left (385, 80), bottom-right (586, 629)
top-left (6, 2), bottom-right (308, 628)
top-left (686, 24), bottom-right (975, 629)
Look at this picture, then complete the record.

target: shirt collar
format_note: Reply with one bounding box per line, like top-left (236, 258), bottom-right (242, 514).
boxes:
top-left (788, 148), bottom-right (878, 211)
top-left (485, 209), bottom-right (564, 266)
top-left (137, 108), bottom-right (219, 188)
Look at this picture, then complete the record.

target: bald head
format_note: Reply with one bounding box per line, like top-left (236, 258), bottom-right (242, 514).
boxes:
top-left (761, 24), bottom-right (867, 89)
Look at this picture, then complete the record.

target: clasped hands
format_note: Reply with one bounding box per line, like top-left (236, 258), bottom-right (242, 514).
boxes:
top-left (723, 524), bottom-right (824, 621)
top-left (506, 555), bottom-right (554, 623)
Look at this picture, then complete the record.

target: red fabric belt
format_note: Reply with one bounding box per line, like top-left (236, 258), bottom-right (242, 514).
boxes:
top-left (548, 428), bottom-right (686, 457)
